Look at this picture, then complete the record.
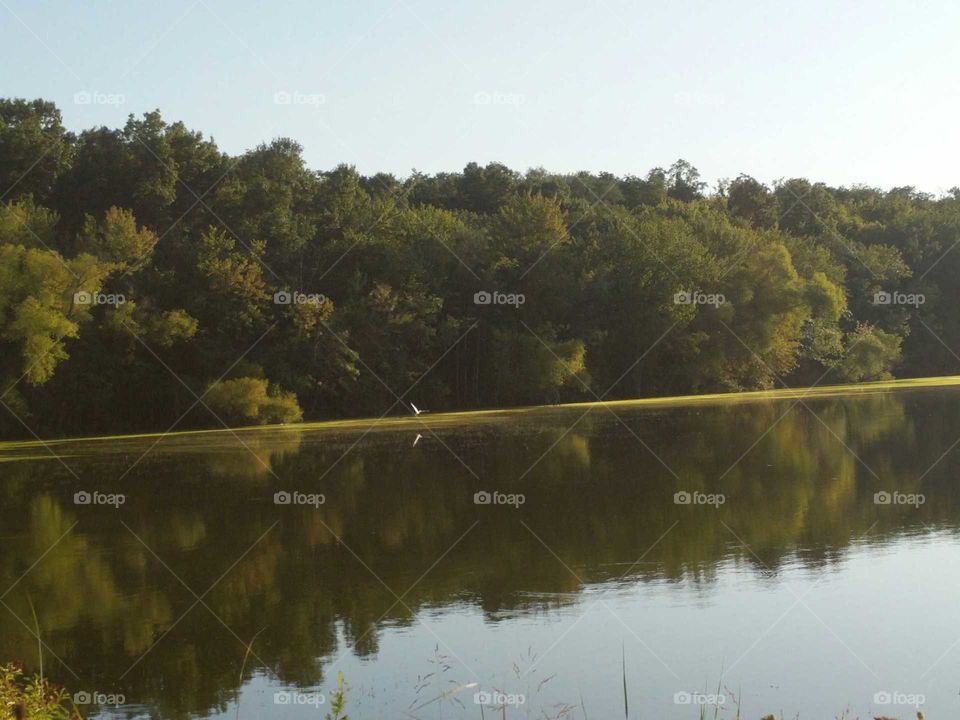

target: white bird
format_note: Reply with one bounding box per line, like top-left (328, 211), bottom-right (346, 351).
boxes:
top-left (410, 402), bottom-right (426, 416)
top-left (413, 433), bottom-right (423, 447)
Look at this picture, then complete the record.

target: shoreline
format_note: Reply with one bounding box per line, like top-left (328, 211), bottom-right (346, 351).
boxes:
top-left (2, 373), bottom-right (959, 452)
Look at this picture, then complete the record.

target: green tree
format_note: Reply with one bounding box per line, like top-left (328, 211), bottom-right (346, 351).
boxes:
top-left (0, 98), bottom-right (74, 203)
top-left (837, 324), bottom-right (902, 381)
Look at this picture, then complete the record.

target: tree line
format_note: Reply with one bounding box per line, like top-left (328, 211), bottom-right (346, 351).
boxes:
top-left (1, 97), bottom-right (959, 438)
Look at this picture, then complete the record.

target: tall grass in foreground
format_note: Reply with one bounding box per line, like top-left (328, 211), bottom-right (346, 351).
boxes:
top-left (2, 650), bottom-right (926, 719)
top-left (621, 643), bottom-right (629, 719)
top-left (0, 663), bottom-right (77, 719)
top-left (2, 604), bottom-right (80, 719)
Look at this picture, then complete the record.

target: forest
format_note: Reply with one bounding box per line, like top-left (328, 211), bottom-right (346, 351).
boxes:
top-left (2, 97), bottom-right (959, 439)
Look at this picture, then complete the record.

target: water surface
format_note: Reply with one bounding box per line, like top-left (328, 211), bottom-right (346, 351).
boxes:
top-left (1, 384), bottom-right (959, 718)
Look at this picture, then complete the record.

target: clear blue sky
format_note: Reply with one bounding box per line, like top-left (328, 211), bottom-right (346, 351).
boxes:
top-left (3, 0), bottom-right (959, 192)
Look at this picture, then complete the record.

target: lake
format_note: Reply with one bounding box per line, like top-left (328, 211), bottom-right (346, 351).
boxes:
top-left (1, 381), bottom-right (959, 719)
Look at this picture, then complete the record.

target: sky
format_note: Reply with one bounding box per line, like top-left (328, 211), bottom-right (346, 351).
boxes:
top-left (2, 0), bottom-right (959, 193)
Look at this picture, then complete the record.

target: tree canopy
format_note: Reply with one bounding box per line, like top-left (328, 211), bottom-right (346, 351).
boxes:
top-left (2, 97), bottom-right (958, 438)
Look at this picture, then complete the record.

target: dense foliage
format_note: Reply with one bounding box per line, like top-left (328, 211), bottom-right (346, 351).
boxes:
top-left (1, 98), bottom-right (958, 438)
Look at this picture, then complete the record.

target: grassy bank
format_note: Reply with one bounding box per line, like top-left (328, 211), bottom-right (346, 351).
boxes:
top-left (2, 374), bottom-right (959, 455)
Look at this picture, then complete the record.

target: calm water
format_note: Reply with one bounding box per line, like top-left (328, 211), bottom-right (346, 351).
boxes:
top-left (2, 385), bottom-right (960, 719)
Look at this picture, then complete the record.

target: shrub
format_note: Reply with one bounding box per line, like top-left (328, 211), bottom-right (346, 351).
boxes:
top-left (0, 663), bottom-right (74, 719)
top-left (204, 377), bottom-right (303, 426)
